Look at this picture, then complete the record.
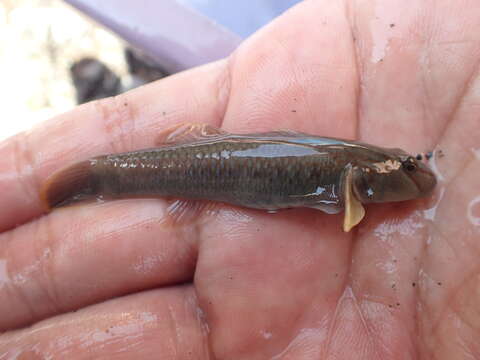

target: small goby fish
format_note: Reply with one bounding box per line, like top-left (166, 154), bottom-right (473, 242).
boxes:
top-left (41, 123), bottom-right (437, 232)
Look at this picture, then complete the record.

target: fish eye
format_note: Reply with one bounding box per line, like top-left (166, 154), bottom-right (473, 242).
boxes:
top-left (402, 157), bottom-right (417, 172)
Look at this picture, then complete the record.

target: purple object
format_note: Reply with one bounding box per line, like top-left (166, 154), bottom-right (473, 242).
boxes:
top-left (65, 0), bottom-right (300, 73)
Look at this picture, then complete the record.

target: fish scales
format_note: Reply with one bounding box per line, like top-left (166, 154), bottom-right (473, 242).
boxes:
top-left (90, 140), bottom-right (346, 209)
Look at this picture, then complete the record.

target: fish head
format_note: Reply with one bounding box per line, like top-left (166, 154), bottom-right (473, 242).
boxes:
top-left (351, 148), bottom-right (437, 204)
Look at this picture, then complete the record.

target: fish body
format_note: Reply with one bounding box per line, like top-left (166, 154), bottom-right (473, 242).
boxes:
top-left (42, 124), bottom-right (437, 231)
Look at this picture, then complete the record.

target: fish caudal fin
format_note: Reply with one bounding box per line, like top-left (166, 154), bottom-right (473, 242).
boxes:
top-left (40, 160), bottom-right (96, 210)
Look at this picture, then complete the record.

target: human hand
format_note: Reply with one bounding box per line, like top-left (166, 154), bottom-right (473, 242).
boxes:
top-left (0, 0), bottom-right (479, 358)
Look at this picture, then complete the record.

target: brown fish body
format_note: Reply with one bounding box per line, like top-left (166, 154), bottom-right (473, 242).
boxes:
top-left (42, 125), bottom-right (437, 231)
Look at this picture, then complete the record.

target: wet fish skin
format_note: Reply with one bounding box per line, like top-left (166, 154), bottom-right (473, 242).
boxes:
top-left (41, 127), bottom-right (437, 230)
top-left (48, 139), bottom-right (350, 210)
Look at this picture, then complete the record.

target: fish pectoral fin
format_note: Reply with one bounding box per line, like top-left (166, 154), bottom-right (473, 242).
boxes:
top-left (343, 167), bottom-right (365, 232)
top-left (155, 123), bottom-right (227, 146)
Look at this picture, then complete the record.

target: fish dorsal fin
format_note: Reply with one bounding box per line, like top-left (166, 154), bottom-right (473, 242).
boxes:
top-left (234, 130), bottom-right (353, 150)
top-left (343, 166), bottom-right (365, 232)
top-left (255, 130), bottom-right (310, 137)
top-left (155, 123), bottom-right (227, 146)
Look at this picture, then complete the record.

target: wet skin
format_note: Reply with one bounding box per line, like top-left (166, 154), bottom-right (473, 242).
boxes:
top-left (0, 0), bottom-right (479, 359)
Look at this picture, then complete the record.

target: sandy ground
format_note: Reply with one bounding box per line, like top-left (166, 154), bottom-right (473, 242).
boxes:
top-left (0, 0), bottom-right (127, 141)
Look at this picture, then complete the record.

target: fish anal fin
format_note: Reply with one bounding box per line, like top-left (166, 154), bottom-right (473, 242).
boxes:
top-left (343, 167), bottom-right (365, 232)
top-left (155, 123), bottom-right (227, 146)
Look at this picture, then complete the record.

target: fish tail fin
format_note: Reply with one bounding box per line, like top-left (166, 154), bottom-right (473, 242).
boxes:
top-left (40, 160), bottom-right (97, 210)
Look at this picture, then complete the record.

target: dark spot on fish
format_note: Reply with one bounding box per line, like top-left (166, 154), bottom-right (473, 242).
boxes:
top-left (291, 109), bottom-right (297, 113)
top-left (438, 149), bottom-right (445, 158)
top-left (391, 283), bottom-right (396, 289)
top-left (396, 302), bottom-right (400, 306)
top-left (388, 304), bottom-right (393, 308)
top-left (412, 282), bottom-right (416, 287)
top-left (437, 281), bottom-right (442, 286)
top-left (334, 273), bottom-right (339, 278)
top-left (390, 23), bottom-right (395, 28)
top-left (123, 102), bottom-right (128, 106)
top-left (162, 111), bottom-right (166, 116)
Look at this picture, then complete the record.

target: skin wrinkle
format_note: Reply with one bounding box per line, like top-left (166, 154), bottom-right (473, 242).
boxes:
top-left (442, 143), bottom-right (480, 187)
top-left (353, 292), bottom-right (384, 360)
top-left (325, 288), bottom-right (384, 359)
top-left (166, 304), bottom-right (180, 357)
top-left (426, 274), bottom-right (477, 359)
top-left (427, 267), bottom-right (480, 350)
top-left (213, 59), bottom-right (233, 130)
top-left (36, 217), bottom-right (63, 316)
top-left (12, 133), bottom-right (40, 208)
top-left (362, 298), bottom-right (403, 357)
top-left (94, 93), bottom-right (138, 155)
top-left (431, 47), bottom-right (480, 150)
top-left (4, 241), bottom-right (37, 327)
top-left (322, 288), bottom-right (341, 358)
top-left (345, 0), bottom-right (362, 142)
top-left (419, 45), bottom-right (436, 147)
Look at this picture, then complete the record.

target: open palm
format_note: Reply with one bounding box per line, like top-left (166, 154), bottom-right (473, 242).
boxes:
top-left (1, 1), bottom-right (479, 358)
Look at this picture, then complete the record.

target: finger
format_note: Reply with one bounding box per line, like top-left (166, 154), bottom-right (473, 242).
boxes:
top-left (0, 60), bottom-right (231, 232)
top-left (353, 0), bottom-right (480, 151)
top-left (219, 0), bottom-right (359, 138)
top-left (0, 199), bottom-right (201, 331)
top-left (0, 285), bottom-right (211, 359)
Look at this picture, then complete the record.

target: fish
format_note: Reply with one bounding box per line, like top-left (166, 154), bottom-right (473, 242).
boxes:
top-left (40, 123), bottom-right (437, 232)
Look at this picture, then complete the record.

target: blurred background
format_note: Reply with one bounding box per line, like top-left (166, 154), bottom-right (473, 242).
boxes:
top-left (0, 0), bottom-right (300, 141)
top-left (0, 0), bottom-right (128, 140)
